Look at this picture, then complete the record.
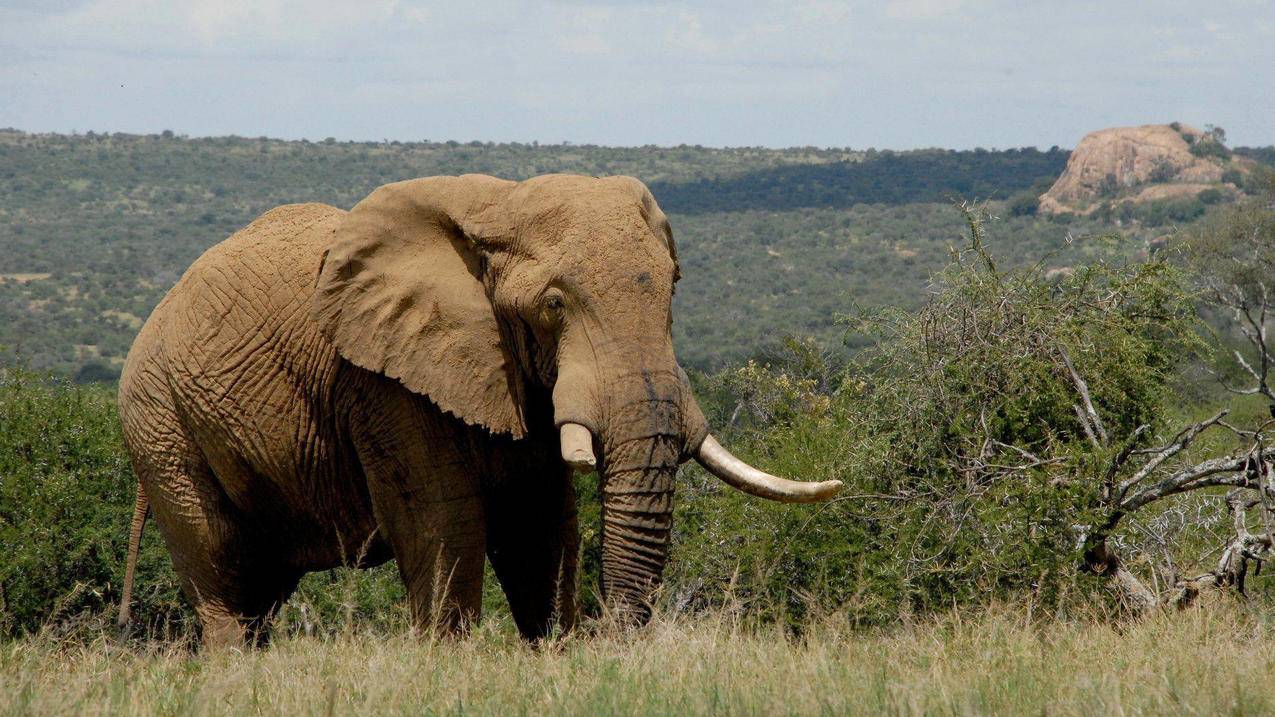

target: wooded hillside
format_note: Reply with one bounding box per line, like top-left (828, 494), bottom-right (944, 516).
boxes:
top-left (1, 130), bottom-right (1268, 375)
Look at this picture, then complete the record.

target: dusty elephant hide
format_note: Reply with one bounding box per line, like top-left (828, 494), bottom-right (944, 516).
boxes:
top-left (115, 174), bottom-right (840, 648)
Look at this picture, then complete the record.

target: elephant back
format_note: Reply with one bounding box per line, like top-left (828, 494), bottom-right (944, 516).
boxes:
top-left (158, 203), bottom-right (346, 391)
top-left (125, 204), bottom-right (356, 513)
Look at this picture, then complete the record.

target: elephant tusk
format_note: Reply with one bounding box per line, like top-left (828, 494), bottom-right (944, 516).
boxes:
top-left (560, 422), bottom-right (597, 472)
top-left (694, 434), bottom-right (842, 503)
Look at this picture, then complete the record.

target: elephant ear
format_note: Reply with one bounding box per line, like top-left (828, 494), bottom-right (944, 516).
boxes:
top-left (313, 175), bottom-right (527, 437)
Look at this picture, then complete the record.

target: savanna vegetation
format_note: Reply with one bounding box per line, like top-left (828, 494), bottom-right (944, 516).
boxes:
top-left (7, 607), bottom-right (1275, 715)
top-left (4, 131), bottom-right (1275, 714)
top-left (5, 129), bottom-right (1270, 376)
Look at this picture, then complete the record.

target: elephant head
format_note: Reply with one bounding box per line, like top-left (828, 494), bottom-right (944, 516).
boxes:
top-left (313, 174), bottom-right (841, 624)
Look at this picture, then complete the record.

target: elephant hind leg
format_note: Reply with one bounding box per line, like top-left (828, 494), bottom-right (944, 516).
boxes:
top-left (121, 399), bottom-right (299, 648)
top-left (195, 568), bottom-right (302, 648)
top-left (152, 457), bottom-right (302, 649)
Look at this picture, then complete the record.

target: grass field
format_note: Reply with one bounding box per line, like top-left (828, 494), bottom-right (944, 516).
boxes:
top-left (4, 602), bottom-right (1274, 715)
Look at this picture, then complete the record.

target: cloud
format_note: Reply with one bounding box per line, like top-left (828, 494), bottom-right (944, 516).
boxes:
top-left (882, 0), bottom-right (962, 20)
top-left (0, 0), bottom-right (89, 12)
top-left (11, 0), bottom-right (431, 59)
top-left (553, 5), bottom-right (615, 55)
top-left (1, 0), bottom-right (1271, 148)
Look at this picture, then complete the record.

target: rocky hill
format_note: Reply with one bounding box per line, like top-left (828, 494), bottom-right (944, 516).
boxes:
top-left (1039, 123), bottom-right (1251, 214)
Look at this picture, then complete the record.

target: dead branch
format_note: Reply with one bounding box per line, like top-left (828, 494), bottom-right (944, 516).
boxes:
top-left (1060, 347), bottom-right (1108, 445)
top-left (1104, 424), bottom-right (1150, 501)
top-left (1119, 444), bottom-right (1272, 515)
top-left (1115, 410), bottom-right (1229, 504)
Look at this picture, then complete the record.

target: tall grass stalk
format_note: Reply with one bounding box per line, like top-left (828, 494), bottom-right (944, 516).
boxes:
top-left (3, 601), bottom-right (1273, 715)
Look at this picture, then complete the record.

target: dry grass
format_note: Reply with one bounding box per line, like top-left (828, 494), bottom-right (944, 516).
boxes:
top-left (4, 603), bottom-right (1275, 715)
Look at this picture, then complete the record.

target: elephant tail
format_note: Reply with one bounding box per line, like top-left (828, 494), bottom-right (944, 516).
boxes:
top-left (117, 482), bottom-right (149, 633)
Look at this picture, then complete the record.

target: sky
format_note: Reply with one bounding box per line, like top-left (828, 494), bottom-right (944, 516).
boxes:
top-left (1, 0), bottom-right (1272, 150)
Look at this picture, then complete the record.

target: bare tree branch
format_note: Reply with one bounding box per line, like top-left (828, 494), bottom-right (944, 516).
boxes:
top-left (1073, 404), bottom-right (1100, 448)
top-left (1104, 424), bottom-right (1151, 500)
top-left (1115, 410), bottom-right (1229, 503)
top-left (1235, 349), bottom-right (1264, 384)
top-left (1120, 443), bottom-right (1269, 515)
top-left (1233, 297), bottom-right (1275, 401)
top-left (1060, 347), bottom-right (1108, 445)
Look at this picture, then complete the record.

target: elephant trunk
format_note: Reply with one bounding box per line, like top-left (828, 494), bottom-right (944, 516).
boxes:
top-left (597, 425), bottom-right (680, 625)
top-left (555, 352), bottom-right (842, 625)
top-left (554, 360), bottom-right (699, 626)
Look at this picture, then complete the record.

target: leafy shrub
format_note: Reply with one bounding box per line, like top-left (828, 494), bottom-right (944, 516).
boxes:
top-left (1189, 140), bottom-right (1231, 161)
top-left (1234, 147), bottom-right (1275, 172)
top-left (1006, 176), bottom-right (1057, 218)
top-left (668, 210), bottom-right (1197, 624)
top-left (72, 359), bottom-right (119, 384)
top-left (1007, 190), bottom-right (1040, 216)
top-left (1097, 173), bottom-right (1121, 198)
top-left (1133, 197), bottom-right (1206, 225)
top-left (1197, 188), bottom-right (1224, 205)
top-left (1148, 157), bottom-right (1178, 184)
top-left (0, 369), bottom-right (185, 636)
top-left (1183, 188), bottom-right (1275, 323)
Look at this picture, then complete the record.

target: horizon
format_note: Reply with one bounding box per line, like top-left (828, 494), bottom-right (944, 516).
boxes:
top-left (4, 123), bottom-right (1270, 153)
top-left (3, 1), bottom-right (1272, 151)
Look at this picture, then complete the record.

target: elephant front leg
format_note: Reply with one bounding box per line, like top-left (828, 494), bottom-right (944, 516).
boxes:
top-left (350, 390), bottom-right (488, 636)
top-left (395, 499), bottom-right (486, 635)
top-left (485, 455), bottom-right (580, 641)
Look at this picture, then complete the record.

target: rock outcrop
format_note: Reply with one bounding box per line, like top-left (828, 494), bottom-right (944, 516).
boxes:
top-left (1039, 123), bottom-right (1247, 214)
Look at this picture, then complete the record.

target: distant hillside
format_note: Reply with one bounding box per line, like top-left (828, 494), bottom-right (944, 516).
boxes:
top-left (1235, 146), bottom-right (1275, 167)
top-left (652, 147), bottom-right (1068, 214)
top-left (1, 130), bottom-right (1268, 377)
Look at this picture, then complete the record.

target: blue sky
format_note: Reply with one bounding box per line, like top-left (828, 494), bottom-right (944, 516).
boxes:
top-left (2, 0), bottom-right (1272, 149)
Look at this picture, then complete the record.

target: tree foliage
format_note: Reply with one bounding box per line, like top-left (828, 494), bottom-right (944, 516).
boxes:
top-left (650, 147), bottom-right (1068, 214)
top-left (670, 208), bottom-right (1201, 623)
top-left (2, 130), bottom-right (1223, 375)
top-left (0, 370), bottom-right (184, 635)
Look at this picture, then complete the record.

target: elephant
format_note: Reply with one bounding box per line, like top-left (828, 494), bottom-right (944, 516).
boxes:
top-left (115, 174), bottom-right (841, 647)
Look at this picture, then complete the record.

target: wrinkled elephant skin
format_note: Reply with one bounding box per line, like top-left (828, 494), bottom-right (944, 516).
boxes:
top-left (116, 174), bottom-right (839, 647)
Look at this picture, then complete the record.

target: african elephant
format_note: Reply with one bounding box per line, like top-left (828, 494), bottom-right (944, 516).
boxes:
top-left (115, 174), bottom-right (840, 647)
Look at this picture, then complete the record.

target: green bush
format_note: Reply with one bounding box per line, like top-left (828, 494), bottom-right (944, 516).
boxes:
top-left (1148, 157), bottom-right (1178, 183)
top-left (1133, 197), bottom-right (1206, 225)
top-left (72, 359), bottom-right (119, 384)
top-left (1189, 140), bottom-right (1231, 161)
top-left (0, 369), bottom-right (185, 636)
top-left (668, 211), bottom-right (1197, 624)
top-left (1197, 188), bottom-right (1224, 205)
top-left (1007, 190), bottom-right (1040, 216)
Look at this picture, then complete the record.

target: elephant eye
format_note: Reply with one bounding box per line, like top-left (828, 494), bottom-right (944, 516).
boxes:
top-left (538, 291), bottom-right (566, 326)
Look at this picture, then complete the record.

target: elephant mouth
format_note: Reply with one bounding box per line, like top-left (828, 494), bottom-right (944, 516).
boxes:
top-left (559, 421), bottom-right (842, 502)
